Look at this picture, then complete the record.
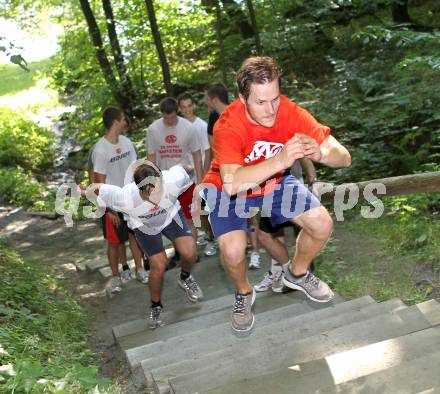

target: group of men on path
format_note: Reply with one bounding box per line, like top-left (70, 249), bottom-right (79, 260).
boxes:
top-left (86, 56), bottom-right (351, 333)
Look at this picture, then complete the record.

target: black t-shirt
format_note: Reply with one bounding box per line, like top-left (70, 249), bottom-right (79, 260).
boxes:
top-left (207, 111), bottom-right (220, 136)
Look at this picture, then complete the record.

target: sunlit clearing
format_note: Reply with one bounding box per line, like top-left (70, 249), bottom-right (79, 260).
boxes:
top-left (0, 78), bottom-right (58, 111)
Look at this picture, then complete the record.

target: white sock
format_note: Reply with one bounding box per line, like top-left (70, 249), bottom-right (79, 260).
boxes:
top-left (271, 259), bottom-right (283, 274)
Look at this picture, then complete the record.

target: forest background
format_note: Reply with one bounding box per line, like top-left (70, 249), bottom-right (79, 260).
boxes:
top-left (1, 0), bottom-right (440, 204)
top-left (0, 0), bottom-right (439, 392)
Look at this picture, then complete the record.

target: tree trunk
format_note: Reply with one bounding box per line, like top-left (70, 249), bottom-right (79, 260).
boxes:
top-left (390, 0), bottom-right (432, 31)
top-left (245, 0), bottom-right (262, 55)
top-left (221, 0), bottom-right (254, 39)
top-left (214, 0), bottom-right (227, 84)
top-left (79, 0), bottom-right (127, 109)
top-left (391, 0), bottom-right (412, 24)
top-left (144, 0), bottom-right (173, 96)
top-left (101, 0), bottom-right (139, 115)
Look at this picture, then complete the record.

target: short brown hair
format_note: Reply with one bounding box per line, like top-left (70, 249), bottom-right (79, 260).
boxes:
top-left (236, 57), bottom-right (282, 100)
top-left (159, 97), bottom-right (178, 114)
top-left (102, 106), bottom-right (123, 130)
top-left (205, 83), bottom-right (229, 105)
top-left (176, 92), bottom-right (193, 105)
top-left (134, 163), bottom-right (161, 191)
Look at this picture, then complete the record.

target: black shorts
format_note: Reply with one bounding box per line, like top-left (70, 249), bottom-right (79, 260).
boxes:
top-left (133, 209), bottom-right (192, 257)
top-left (101, 211), bottom-right (129, 244)
top-left (258, 216), bottom-right (293, 234)
top-left (258, 216), bottom-right (301, 237)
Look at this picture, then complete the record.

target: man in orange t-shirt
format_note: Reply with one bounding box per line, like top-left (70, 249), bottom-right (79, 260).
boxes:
top-left (201, 56), bottom-right (352, 333)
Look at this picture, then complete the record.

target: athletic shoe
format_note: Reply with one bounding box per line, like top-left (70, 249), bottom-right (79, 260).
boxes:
top-left (149, 306), bottom-right (164, 329)
top-left (271, 270), bottom-right (284, 293)
top-left (196, 234), bottom-right (208, 246)
top-left (136, 267), bottom-right (149, 284)
top-left (248, 252), bottom-right (261, 269)
top-left (282, 265), bottom-right (334, 303)
top-left (204, 241), bottom-right (217, 256)
top-left (178, 275), bottom-right (204, 302)
top-left (231, 289), bottom-right (256, 332)
top-left (110, 276), bottom-right (122, 294)
top-left (253, 271), bottom-right (284, 293)
top-left (253, 272), bottom-right (273, 292)
top-left (120, 269), bottom-right (133, 284)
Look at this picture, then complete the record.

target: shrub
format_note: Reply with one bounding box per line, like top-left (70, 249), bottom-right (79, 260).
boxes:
top-left (0, 168), bottom-right (44, 208)
top-left (0, 239), bottom-right (112, 393)
top-left (0, 107), bottom-right (54, 172)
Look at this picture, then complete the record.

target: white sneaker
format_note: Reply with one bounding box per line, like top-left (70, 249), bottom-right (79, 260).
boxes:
top-left (253, 272), bottom-right (273, 292)
top-left (253, 270), bottom-right (283, 292)
top-left (249, 252), bottom-right (261, 269)
top-left (204, 241), bottom-right (217, 256)
top-left (121, 269), bottom-right (133, 284)
top-left (271, 270), bottom-right (284, 293)
top-left (196, 234), bottom-right (208, 246)
top-left (177, 275), bottom-right (204, 302)
top-left (110, 276), bottom-right (122, 294)
top-left (136, 267), bottom-right (150, 284)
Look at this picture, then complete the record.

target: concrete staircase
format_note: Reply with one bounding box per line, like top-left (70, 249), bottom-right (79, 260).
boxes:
top-left (112, 282), bottom-right (440, 393)
top-left (81, 229), bottom-right (440, 393)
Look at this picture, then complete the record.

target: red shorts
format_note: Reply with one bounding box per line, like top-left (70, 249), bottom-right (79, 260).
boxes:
top-left (178, 183), bottom-right (196, 220)
top-left (101, 211), bottom-right (129, 244)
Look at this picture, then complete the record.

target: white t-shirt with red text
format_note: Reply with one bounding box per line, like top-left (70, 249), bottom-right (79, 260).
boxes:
top-left (97, 165), bottom-right (190, 234)
top-left (146, 116), bottom-right (201, 181)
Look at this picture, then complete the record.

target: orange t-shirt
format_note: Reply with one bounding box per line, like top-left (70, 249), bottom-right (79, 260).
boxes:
top-left (203, 95), bottom-right (331, 197)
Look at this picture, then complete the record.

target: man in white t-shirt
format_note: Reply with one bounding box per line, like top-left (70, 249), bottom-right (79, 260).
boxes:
top-left (177, 92), bottom-right (211, 175)
top-left (84, 162), bottom-right (204, 329)
top-left (91, 107), bottom-right (149, 294)
top-left (177, 92), bottom-right (212, 247)
top-left (146, 97), bottom-right (203, 243)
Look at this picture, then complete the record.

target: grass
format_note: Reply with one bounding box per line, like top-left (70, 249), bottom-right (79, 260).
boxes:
top-left (314, 194), bottom-right (440, 304)
top-left (0, 238), bottom-right (116, 393)
top-left (0, 58), bottom-right (53, 97)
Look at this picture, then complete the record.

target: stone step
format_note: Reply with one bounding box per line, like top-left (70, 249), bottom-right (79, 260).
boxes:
top-left (85, 255), bottom-right (108, 272)
top-left (316, 349), bottom-right (440, 394)
top-left (126, 292), bottom-right (350, 369)
top-left (205, 321), bottom-right (440, 393)
top-left (99, 247), bottom-right (175, 280)
top-left (143, 296), bottom-right (387, 388)
top-left (113, 288), bottom-right (304, 340)
top-left (167, 300), bottom-right (440, 394)
top-left (118, 289), bottom-right (338, 351)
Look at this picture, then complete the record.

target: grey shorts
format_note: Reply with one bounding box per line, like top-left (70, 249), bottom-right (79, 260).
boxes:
top-left (133, 209), bottom-right (192, 257)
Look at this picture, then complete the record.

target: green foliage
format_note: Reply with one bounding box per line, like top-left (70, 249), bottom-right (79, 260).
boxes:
top-left (0, 107), bottom-right (54, 172)
top-left (288, 24), bottom-right (440, 182)
top-left (0, 168), bottom-right (44, 208)
top-left (356, 194), bottom-right (440, 262)
top-left (315, 218), bottom-right (435, 305)
top-left (0, 239), bottom-right (113, 393)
